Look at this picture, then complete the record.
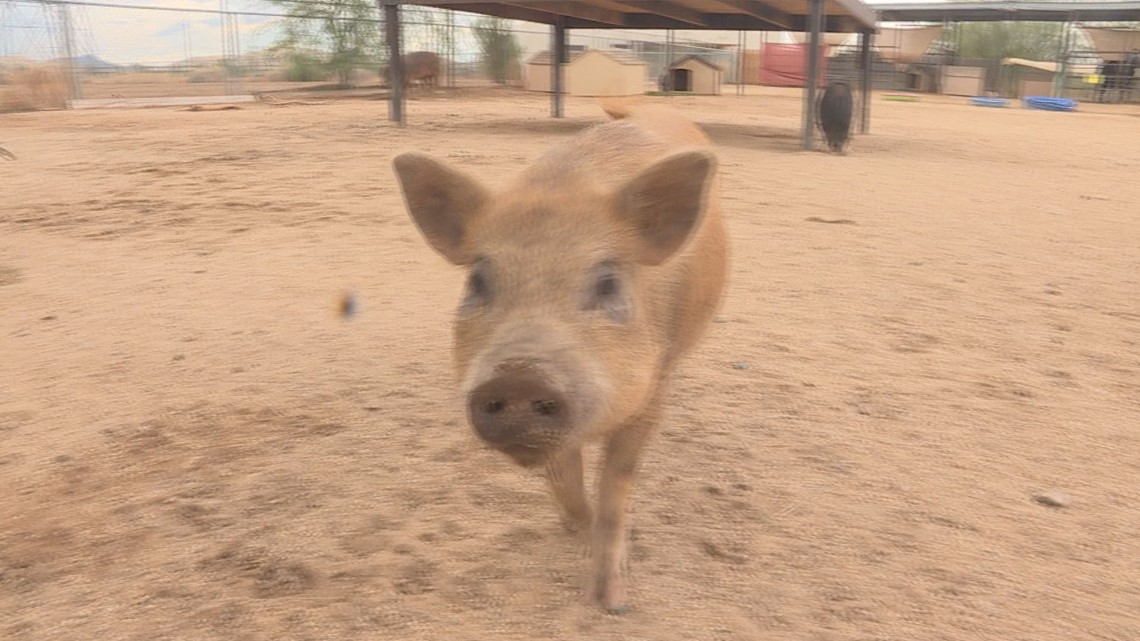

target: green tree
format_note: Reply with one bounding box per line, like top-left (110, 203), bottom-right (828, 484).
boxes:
top-left (403, 6), bottom-right (455, 56)
top-left (265, 0), bottom-right (383, 88)
top-left (946, 22), bottom-right (1064, 61)
top-left (472, 17), bottom-right (522, 84)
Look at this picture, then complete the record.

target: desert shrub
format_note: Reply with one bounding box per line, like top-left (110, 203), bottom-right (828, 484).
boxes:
top-left (473, 17), bottom-right (523, 85)
top-left (0, 65), bottom-right (68, 112)
top-left (284, 51), bottom-right (328, 82)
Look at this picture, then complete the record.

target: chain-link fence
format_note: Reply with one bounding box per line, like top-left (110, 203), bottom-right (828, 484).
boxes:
top-left (2, 0), bottom-right (852, 111)
top-left (3, 1), bottom-right (1138, 112)
top-left (1, 0), bottom-right (759, 110)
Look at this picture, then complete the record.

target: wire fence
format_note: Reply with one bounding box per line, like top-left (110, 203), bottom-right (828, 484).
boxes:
top-left (1, 0), bottom-right (765, 108)
top-left (2, 0), bottom-right (1138, 111)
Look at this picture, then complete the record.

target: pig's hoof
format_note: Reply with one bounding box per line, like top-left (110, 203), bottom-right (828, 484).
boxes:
top-left (605, 604), bottom-right (630, 615)
top-left (574, 537), bottom-right (591, 558)
top-left (595, 576), bottom-right (627, 614)
top-left (559, 515), bottom-right (591, 535)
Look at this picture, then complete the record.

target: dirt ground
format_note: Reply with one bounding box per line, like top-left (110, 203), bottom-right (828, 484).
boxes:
top-left (2, 86), bottom-right (1138, 641)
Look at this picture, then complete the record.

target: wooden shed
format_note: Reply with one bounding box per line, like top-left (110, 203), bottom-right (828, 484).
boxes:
top-left (667, 55), bottom-right (723, 95)
top-left (939, 65), bottom-right (987, 96)
top-left (999, 59), bottom-right (1056, 98)
top-left (999, 57), bottom-right (1100, 98)
top-left (524, 49), bottom-right (648, 97)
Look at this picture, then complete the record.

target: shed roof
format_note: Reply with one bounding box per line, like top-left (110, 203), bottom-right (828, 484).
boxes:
top-left (1002, 58), bottom-right (1056, 73)
top-left (1002, 57), bottom-right (1099, 76)
top-left (389, 0), bottom-right (877, 33)
top-left (670, 55), bottom-right (724, 71)
top-left (526, 48), bottom-right (647, 65)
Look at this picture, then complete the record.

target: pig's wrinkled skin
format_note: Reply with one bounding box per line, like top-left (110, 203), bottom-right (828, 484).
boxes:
top-left (391, 101), bottom-right (729, 612)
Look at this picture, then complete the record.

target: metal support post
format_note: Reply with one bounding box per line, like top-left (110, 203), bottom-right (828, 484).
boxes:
top-left (801, 0), bottom-right (824, 150)
top-left (859, 29), bottom-right (873, 134)
top-left (551, 19), bottom-right (565, 118)
top-left (383, 1), bottom-right (404, 125)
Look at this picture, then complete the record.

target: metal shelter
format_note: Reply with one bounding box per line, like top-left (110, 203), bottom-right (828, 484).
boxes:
top-left (379, 0), bottom-right (880, 149)
top-left (874, 2), bottom-right (1140, 99)
top-left (874, 1), bottom-right (1140, 23)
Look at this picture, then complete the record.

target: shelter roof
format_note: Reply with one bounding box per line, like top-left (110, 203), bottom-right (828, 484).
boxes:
top-left (874, 1), bottom-right (1140, 23)
top-left (390, 0), bottom-right (878, 33)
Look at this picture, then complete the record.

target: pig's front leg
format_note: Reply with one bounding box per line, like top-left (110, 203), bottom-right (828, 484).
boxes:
top-left (591, 404), bottom-right (660, 614)
top-left (545, 446), bottom-right (592, 535)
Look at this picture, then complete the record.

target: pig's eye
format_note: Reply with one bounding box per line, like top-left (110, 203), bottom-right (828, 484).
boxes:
top-left (595, 273), bottom-right (619, 300)
top-left (587, 262), bottom-right (629, 323)
top-left (460, 261), bottom-right (491, 315)
top-left (468, 271), bottom-right (488, 298)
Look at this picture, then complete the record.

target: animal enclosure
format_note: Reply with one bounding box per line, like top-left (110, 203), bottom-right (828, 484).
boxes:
top-left (2, 86), bottom-right (1139, 640)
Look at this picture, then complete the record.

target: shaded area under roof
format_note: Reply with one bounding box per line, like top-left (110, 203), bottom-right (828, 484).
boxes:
top-left (875, 1), bottom-right (1140, 23)
top-left (391, 0), bottom-right (878, 33)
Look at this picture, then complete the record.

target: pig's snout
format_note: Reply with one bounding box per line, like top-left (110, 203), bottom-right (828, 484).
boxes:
top-left (467, 371), bottom-right (570, 463)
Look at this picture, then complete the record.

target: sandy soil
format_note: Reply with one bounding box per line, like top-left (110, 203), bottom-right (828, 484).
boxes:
top-left (75, 76), bottom-right (331, 100)
top-left (2, 86), bottom-right (1139, 641)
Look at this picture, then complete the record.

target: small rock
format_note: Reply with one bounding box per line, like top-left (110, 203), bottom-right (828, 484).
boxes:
top-left (172, 354), bottom-right (186, 361)
top-left (340, 293), bottom-right (357, 318)
top-left (1033, 491), bottom-right (1070, 508)
top-left (732, 362), bottom-right (750, 370)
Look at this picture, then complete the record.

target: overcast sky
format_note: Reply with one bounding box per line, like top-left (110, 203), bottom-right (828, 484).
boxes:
top-left (3, 0), bottom-right (280, 63)
top-left (1, 0), bottom-right (945, 65)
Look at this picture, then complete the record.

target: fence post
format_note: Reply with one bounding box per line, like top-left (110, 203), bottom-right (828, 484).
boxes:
top-left (1054, 19), bottom-right (1070, 98)
top-left (58, 2), bottom-right (82, 103)
top-left (736, 30), bottom-right (745, 95)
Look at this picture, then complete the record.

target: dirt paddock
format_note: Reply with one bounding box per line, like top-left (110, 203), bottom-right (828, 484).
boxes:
top-left (1, 86), bottom-right (1138, 640)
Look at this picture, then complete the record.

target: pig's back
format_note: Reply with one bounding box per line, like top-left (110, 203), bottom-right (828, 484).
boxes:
top-left (520, 106), bottom-right (711, 190)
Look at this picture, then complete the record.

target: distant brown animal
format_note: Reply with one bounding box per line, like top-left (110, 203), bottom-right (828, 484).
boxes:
top-left (391, 99), bottom-right (730, 613)
top-left (380, 51), bottom-right (441, 90)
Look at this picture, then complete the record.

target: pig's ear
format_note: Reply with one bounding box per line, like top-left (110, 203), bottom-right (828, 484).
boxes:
top-left (613, 150), bottom-right (716, 266)
top-left (392, 152), bottom-right (490, 265)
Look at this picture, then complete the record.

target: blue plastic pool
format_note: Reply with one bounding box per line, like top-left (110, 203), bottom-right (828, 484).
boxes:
top-left (1023, 96), bottom-right (1078, 112)
top-left (970, 96), bottom-right (1010, 107)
